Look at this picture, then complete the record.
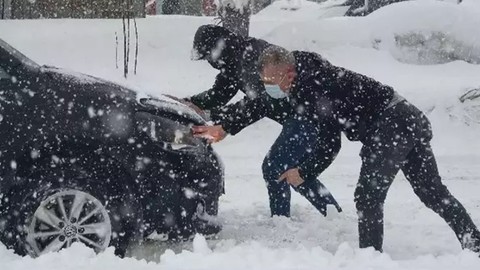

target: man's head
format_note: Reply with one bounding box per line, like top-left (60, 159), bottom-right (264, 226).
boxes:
top-left (191, 24), bottom-right (244, 70)
top-left (259, 46), bottom-right (296, 93)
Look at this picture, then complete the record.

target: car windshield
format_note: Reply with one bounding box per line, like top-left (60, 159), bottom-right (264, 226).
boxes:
top-left (0, 38), bottom-right (40, 69)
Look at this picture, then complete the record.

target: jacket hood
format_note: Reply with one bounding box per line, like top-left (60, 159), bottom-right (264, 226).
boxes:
top-left (192, 25), bottom-right (245, 71)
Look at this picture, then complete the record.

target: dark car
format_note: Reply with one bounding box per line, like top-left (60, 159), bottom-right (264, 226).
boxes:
top-left (0, 39), bottom-right (224, 257)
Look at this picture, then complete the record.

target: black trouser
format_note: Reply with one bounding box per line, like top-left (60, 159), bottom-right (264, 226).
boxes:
top-left (262, 118), bottom-right (342, 217)
top-left (356, 101), bottom-right (480, 252)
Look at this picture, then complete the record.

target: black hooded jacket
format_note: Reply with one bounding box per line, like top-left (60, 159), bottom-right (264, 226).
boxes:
top-left (289, 51), bottom-right (395, 141)
top-left (187, 25), bottom-right (293, 135)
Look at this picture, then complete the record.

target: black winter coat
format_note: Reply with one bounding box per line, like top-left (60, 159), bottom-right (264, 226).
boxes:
top-left (289, 51), bottom-right (395, 141)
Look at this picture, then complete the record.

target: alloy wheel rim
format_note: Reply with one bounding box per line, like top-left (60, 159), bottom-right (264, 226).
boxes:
top-left (26, 189), bottom-right (112, 256)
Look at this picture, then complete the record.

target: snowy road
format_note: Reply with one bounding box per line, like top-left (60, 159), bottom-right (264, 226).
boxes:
top-left (1, 0), bottom-right (480, 269)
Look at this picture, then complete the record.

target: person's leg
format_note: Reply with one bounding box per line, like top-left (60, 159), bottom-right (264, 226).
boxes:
top-left (262, 120), bottom-right (301, 217)
top-left (261, 99), bottom-right (295, 217)
top-left (402, 141), bottom-right (480, 252)
top-left (292, 123), bottom-right (343, 215)
top-left (262, 119), bottom-right (339, 217)
top-left (355, 147), bottom-right (403, 252)
top-left (355, 105), bottom-right (418, 251)
top-left (262, 154), bottom-right (291, 217)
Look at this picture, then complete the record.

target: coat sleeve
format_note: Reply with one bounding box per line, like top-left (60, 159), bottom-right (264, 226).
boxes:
top-left (213, 81), bottom-right (297, 135)
top-left (289, 72), bottom-right (339, 179)
top-left (296, 121), bottom-right (341, 180)
top-left (211, 94), bottom-right (271, 135)
top-left (185, 73), bottom-right (240, 110)
top-left (211, 69), bottom-right (293, 135)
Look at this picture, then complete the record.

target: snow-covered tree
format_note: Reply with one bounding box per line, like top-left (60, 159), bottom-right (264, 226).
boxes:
top-left (216, 0), bottom-right (251, 37)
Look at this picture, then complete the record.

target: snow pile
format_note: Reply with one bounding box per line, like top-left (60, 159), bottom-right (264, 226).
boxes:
top-left (1, 237), bottom-right (480, 270)
top-left (256, 0), bottom-right (350, 20)
top-left (262, 0), bottom-right (480, 64)
top-left (369, 0), bottom-right (480, 65)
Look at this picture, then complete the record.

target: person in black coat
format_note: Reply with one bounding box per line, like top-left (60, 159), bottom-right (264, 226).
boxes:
top-left (181, 25), bottom-right (343, 217)
top-left (255, 46), bottom-right (480, 253)
top-left (186, 24), bottom-right (290, 136)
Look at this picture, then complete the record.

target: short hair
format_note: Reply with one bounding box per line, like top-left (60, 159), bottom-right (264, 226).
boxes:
top-left (259, 46), bottom-right (295, 70)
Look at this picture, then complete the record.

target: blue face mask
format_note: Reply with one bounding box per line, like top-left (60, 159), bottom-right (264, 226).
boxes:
top-left (264, 85), bottom-right (288, 99)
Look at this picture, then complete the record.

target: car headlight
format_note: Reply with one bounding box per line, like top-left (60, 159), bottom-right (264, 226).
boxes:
top-left (135, 112), bottom-right (204, 151)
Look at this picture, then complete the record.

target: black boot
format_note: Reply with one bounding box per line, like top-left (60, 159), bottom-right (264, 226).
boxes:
top-left (194, 216), bottom-right (222, 238)
top-left (358, 206), bottom-right (384, 252)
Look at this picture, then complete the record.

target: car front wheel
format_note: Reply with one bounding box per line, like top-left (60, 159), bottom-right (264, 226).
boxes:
top-left (25, 189), bottom-right (112, 256)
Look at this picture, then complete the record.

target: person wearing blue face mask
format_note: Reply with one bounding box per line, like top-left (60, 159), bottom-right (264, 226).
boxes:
top-left (258, 46), bottom-right (480, 254)
top-left (264, 73), bottom-right (290, 99)
top-left (170, 25), bottom-right (343, 218)
top-left (264, 84), bottom-right (289, 99)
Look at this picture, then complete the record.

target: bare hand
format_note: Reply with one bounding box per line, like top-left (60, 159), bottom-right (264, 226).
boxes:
top-left (279, 168), bottom-right (305, 187)
top-left (192, 125), bottom-right (227, 143)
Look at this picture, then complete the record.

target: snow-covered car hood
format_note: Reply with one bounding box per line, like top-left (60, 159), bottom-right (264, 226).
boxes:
top-left (41, 66), bottom-right (207, 125)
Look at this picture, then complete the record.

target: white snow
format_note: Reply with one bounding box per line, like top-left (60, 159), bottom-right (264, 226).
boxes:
top-left (256, 0), bottom-right (351, 20)
top-left (1, 0), bottom-right (480, 269)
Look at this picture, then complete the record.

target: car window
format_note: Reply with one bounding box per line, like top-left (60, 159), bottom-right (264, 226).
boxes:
top-left (0, 66), bottom-right (11, 80)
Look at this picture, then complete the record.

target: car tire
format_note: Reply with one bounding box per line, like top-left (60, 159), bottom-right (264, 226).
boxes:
top-left (5, 160), bottom-right (143, 257)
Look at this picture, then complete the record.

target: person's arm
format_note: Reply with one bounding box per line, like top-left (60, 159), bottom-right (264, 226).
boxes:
top-left (192, 95), bottom-right (289, 141)
top-left (191, 76), bottom-right (276, 141)
top-left (297, 122), bottom-right (341, 180)
top-left (288, 71), bottom-right (338, 178)
top-left (185, 73), bottom-right (240, 110)
top-left (211, 94), bottom-right (272, 135)
top-left (212, 68), bottom-right (294, 135)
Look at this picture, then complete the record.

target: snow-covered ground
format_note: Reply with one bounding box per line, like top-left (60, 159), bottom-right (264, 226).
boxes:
top-left (1, 0), bottom-right (480, 269)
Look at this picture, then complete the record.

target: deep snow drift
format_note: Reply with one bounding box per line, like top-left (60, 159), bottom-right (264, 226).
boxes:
top-left (1, 0), bottom-right (480, 269)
